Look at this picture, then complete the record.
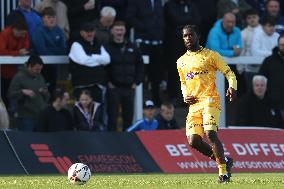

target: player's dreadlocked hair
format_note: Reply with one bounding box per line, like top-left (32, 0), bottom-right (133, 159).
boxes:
top-left (182, 25), bottom-right (199, 35)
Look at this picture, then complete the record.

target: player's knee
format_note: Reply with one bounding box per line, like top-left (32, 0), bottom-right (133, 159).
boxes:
top-left (187, 134), bottom-right (202, 148)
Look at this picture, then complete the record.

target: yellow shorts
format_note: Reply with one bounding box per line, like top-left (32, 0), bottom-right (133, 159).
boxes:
top-left (186, 107), bottom-right (220, 137)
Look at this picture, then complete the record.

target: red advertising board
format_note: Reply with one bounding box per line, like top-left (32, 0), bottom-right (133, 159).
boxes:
top-left (136, 128), bottom-right (284, 173)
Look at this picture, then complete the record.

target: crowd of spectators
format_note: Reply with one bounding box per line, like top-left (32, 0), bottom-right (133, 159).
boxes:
top-left (0, 0), bottom-right (284, 131)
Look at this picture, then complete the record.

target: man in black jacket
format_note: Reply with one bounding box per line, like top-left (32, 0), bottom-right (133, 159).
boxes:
top-left (69, 22), bottom-right (110, 103)
top-left (236, 75), bottom-right (283, 127)
top-left (126, 0), bottom-right (165, 106)
top-left (259, 34), bottom-right (284, 118)
top-left (106, 21), bottom-right (144, 131)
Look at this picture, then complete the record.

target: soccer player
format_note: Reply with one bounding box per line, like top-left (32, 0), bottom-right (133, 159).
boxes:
top-left (177, 25), bottom-right (237, 183)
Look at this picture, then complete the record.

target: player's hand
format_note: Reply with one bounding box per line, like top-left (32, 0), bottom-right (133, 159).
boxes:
top-left (233, 46), bottom-right (241, 56)
top-left (226, 87), bottom-right (237, 102)
top-left (184, 95), bottom-right (198, 105)
top-left (22, 89), bottom-right (35, 98)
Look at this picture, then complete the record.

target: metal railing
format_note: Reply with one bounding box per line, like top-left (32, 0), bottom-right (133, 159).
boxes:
top-left (0, 55), bottom-right (265, 126)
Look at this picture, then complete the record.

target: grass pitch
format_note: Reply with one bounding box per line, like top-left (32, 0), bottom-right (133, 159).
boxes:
top-left (0, 173), bottom-right (283, 189)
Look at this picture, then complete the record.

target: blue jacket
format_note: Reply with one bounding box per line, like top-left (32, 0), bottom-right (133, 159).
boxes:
top-left (206, 19), bottom-right (242, 57)
top-left (18, 8), bottom-right (42, 38)
top-left (126, 118), bottom-right (158, 132)
top-left (32, 25), bottom-right (66, 55)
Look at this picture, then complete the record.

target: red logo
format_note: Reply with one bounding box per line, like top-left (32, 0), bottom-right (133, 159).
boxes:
top-left (30, 144), bottom-right (73, 173)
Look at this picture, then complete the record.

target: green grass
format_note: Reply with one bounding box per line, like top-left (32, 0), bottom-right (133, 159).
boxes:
top-left (0, 173), bottom-right (284, 189)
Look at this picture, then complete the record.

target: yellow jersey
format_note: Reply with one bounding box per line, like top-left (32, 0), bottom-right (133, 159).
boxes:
top-left (177, 47), bottom-right (237, 111)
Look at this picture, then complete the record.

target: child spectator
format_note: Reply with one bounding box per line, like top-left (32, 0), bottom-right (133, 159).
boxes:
top-left (35, 0), bottom-right (70, 39)
top-left (73, 90), bottom-right (104, 131)
top-left (126, 100), bottom-right (158, 132)
top-left (32, 7), bottom-right (67, 94)
top-left (251, 16), bottom-right (280, 57)
top-left (156, 102), bottom-right (179, 130)
top-left (237, 9), bottom-right (262, 91)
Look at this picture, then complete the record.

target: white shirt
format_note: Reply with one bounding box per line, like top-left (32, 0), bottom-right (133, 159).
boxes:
top-left (237, 25), bottom-right (262, 73)
top-left (68, 42), bottom-right (110, 67)
top-left (251, 27), bottom-right (280, 57)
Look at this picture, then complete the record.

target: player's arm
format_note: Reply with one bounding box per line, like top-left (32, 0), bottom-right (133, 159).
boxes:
top-left (177, 66), bottom-right (187, 100)
top-left (215, 52), bottom-right (237, 101)
top-left (177, 64), bottom-right (198, 105)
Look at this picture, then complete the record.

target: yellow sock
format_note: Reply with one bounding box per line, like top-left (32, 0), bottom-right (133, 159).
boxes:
top-left (218, 164), bottom-right (227, 176)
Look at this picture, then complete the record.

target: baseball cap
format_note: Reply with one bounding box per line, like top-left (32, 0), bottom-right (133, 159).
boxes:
top-left (80, 22), bottom-right (95, 31)
top-left (143, 100), bottom-right (155, 109)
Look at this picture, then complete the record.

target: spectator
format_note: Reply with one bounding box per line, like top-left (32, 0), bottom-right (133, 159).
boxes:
top-left (206, 13), bottom-right (245, 96)
top-left (0, 98), bottom-right (9, 130)
top-left (206, 13), bottom-right (243, 57)
top-left (262, 0), bottom-right (284, 34)
top-left (0, 20), bottom-right (29, 107)
top-left (69, 21), bottom-right (110, 103)
top-left (245, 0), bottom-right (267, 17)
top-left (36, 88), bottom-right (74, 132)
top-left (164, 0), bottom-right (201, 105)
top-left (64, 0), bottom-right (99, 42)
top-left (93, 6), bottom-right (116, 45)
top-left (126, 100), bottom-right (158, 132)
top-left (35, 0), bottom-right (70, 39)
top-left (6, 0), bottom-right (42, 39)
top-left (217, 0), bottom-right (251, 28)
top-left (236, 75), bottom-right (283, 127)
top-left (73, 90), bottom-right (104, 131)
top-left (237, 9), bottom-right (262, 91)
top-left (251, 16), bottom-right (279, 57)
top-left (156, 102), bottom-right (179, 130)
top-left (126, 0), bottom-right (165, 106)
top-left (106, 21), bottom-right (144, 131)
top-left (8, 55), bottom-right (49, 131)
top-left (100, 0), bottom-right (128, 21)
top-left (259, 34), bottom-right (284, 117)
top-left (32, 7), bottom-right (67, 94)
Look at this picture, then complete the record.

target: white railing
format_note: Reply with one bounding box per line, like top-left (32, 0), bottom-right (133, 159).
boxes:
top-left (0, 55), bottom-right (266, 126)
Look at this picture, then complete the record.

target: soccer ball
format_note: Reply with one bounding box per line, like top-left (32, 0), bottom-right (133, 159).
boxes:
top-left (67, 163), bottom-right (91, 185)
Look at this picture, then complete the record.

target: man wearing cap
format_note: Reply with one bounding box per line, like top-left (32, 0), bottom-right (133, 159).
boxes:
top-left (69, 21), bottom-right (110, 103)
top-left (126, 100), bottom-right (158, 132)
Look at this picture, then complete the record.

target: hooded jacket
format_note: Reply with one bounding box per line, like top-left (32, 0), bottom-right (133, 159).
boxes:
top-left (206, 19), bottom-right (242, 57)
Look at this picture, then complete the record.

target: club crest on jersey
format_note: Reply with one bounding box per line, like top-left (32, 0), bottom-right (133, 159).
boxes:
top-left (185, 72), bottom-right (195, 80)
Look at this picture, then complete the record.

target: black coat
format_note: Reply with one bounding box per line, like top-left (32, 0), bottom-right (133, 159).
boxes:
top-left (126, 0), bottom-right (165, 40)
top-left (69, 37), bottom-right (108, 87)
top-left (259, 48), bottom-right (284, 108)
top-left (236, 93), bottom-right (283, 128)
top-left (36, 106), bottom-right (74, 132)
top-left (106, 40), bottom-right (144, 88)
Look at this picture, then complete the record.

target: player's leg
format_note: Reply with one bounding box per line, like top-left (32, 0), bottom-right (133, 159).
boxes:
top-left (186, 110), bottom-right (215, 161)
top-left (203, 107), bottom-right (232, 183)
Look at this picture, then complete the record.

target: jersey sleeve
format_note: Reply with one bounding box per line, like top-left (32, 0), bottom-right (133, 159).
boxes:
top-left (214, 52), bottom-right (237, 90)
top-left (177, 62), bottom-right (188, 99)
